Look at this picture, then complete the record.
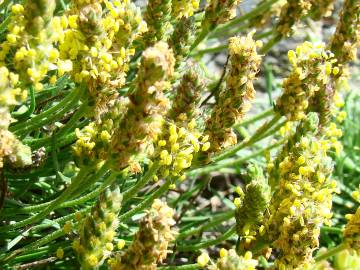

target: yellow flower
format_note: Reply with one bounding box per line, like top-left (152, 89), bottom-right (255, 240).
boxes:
top-left (197, 253), bottom-right (210, 267)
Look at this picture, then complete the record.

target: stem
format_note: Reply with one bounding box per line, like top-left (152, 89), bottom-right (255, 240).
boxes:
top-left (201, 55), bottom-right (230, 106)
top-left (212, 114), bottom-right (282, 162)
top-left (260, 34), bottom-right (282, 54)
top-left (195, 44), bottom-right (227, 56)
top-left (119, 179), bottom-right (172, 222)
top-left (257, 30), bottom-right (275, 40)
top-left (190, 27), bottom-right (210, 52)
top-left (158, 264), bottom-right (200, 270)
top-left (10, 88), bottom-right (79, 132)
top-left (233, 108), bottom-right (274, 128)
top-left (177, 210), bottom-right (234, 239)
top-left (62, 172), bottom-right (118, 207)
top-left (321, 226), bottom-right (343, 234)
top-left (1, 208), bottom-right (92, 263)
top-left (256, 119), bottom-right (286, 141)
top-left (13, 86), bottom-right (36, 120)
top-left (0, 0), bottom-right (11, 11)
top-left (122, 161), bottom-right (160, 203)
top-left (23, 228), bottom-right (65, 251)
top-left (211, 0), bottom-right (280, 37)
top-left (14, 257), bottom-right (57, 269)
top-left (194, 30), bottom-right (275, 57)
top-left (0, 165), bottom-right (92, 232)
top-left (177, 226), bottom-right (236, 252)
top-left (264, 64), bottom-right (274, 105)
top-left (11, 86), bottom-right (84, 135)
top-left (70, 160), bottom-right (112, 198)
top-left (190, 139), bottom-right (285, 176)
top-left (1, 229), bottom-right (65, 263)
top-left (0, 15), bottom-right (11, 34)
top-left (11, 171), bottom-right (117, 214)
top-left (45, 131), bottom-right (77, 151)
top-left (27, 102), bottom-right (89, 149)
top-left (315, 243), bottom-right (348, 262)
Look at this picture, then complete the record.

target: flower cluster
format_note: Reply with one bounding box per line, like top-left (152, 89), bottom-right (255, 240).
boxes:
top-left (75, 41), bottom-right (176, 169)
top-left (334, 250), bottom-right (360, 269)
top-left (250, 0), bottom-right (287, 29)
top-left (73, 97), bottom-right (128, 167)
top-left (309, 0), bottom-right (335, 20)
top-left (0, 1), bottom-right (62, 90)
top-left (73, 185), bottom-right (123, 269)
top-left (344, 208), bottom-right (360, 255)
top-left (60, 0), bottom-right (147, 97)
top-left (168, 66), bottom-right (205, 121)
top-left (169, 17), bottom-right (197, 68)
top-left (235, 165), bottom-right (270, 246)
top-left (0, 67), bottom-right (31, 168)
top-left (343, 185), bottom-right (360, 254)
top-left (0, 67), bottom-right (26, 127)
top-left (111, 42), bottom-right (175, 168)
top-left (328, 0), bottom-right (360, 67)
top-left (172, 0), bottom-right (200, 19)
top-left (275, 42), bottom-right (338, 122)
top-left (276, 0), bottom-right (312, 37)
top-left (209, 249), bottom-right (258, 270)
top-left (110, 199), bottom-right (176, 270)
top-left (156, 121), bottom-right (210, 179)
top-left (142, 0), bottom-right (172, 46)
top-left (202, 0), bottom-right (242, 31)
top-left (265, 113), bottom-right (338, 269)
top-left (205, 33), bottom-right (262, 152)
top-left (0, 130), bottom-right (32, 169)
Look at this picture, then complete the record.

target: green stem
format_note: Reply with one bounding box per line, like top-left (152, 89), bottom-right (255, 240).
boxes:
top-left (256, 119), bottom-right (286, 141)
top-left (177, 226), bottom-right (236, 252)
top-left (23, 229), bottom-right (65, 252)
top-left (212, 114), bottom-right (282, 162)
top-left (0, 14), bottom-right (11, 34)
top-left (190, 139), bottom-right (285, 176)
top-left (1, 207), bottom-right (91, 260)
top-left (13, 86), bottom-right (36, 120)
top-left (45, 131), bottom-right (77, 151)
top-left (233, 108), bottom-right (274, 128)
top-left (5, 250), bottom-right (50, 264)
top-left (27, 103), bottom-right (89, 149)
top-left (62, 172), bottom-right (118, 207)
top-left (321, 226), bottom-right (343, 234)
top-left (0, 0), bottom-right (11, 11)
top-left (194, 30), bottom-right (275, 57)
top-left (122, 161), bottom-right (160, 203)
top-left (10, 171), bottom-right (117, 214)
top-left (158, 264), bottom-right (200, 270)
top-left (260, 34), bottom-right (282, 54)
top-left (33, 207), bottom-right (90, 232)
top-left (119, 179), bottom-right (172, 222)
top-left (195, 44), bottom-right (227, 56)
top-left (10, 86), bottom-right (83, 135)
top-left (315, 243), bottom-right (348, 262)
top-left (264, 63), bottom-right (274, 105)
top-left (211, 0), bottom-right (280, 37)
top-left (190, 26), bottom-right (210, 52)
top-left (257, 30), bottom-right (275, 39)
top-left (177, 210), bottom-right (234, 239)
top-left (0, 165), bottom-right (92, 232)
top-left (70, 160), bottom-right (112, 198)
top-left (1, 229), bottom-right (65, 263)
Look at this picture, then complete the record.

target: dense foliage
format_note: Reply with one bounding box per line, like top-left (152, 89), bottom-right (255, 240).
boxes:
top-left (0, 0), bottom-right (359, 269)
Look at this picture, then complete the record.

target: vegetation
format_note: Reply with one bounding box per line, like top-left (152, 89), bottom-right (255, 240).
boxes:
top-left (0, 0), bottom-right (359, 269)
